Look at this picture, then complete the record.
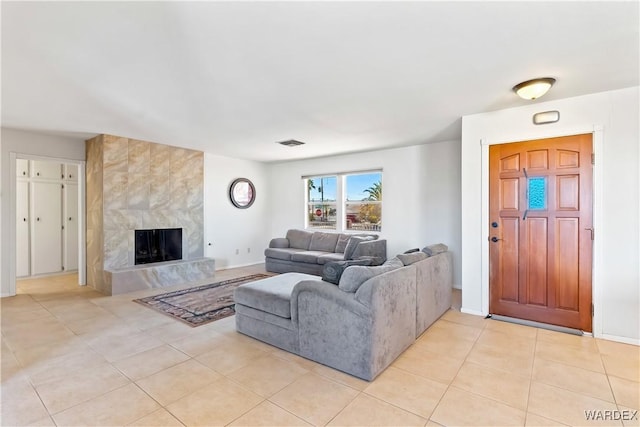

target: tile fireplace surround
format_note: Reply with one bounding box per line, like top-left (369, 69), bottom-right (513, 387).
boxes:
top-left (86, 134), bottom-right (215, 295)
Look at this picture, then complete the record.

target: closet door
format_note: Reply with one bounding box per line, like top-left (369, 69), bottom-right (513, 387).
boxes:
top-left (16, 181), bottom-right (30, 277)
top-left (64, 164), bottom-right (78, 182)
top-left (31, 182), bottom-right (63, 275)
top-left (16, 159), bottom-right (30, 178)
top-left (64, 183), bottom-right (79, 271)
top-left (31, 161), bottom-right (62, 180)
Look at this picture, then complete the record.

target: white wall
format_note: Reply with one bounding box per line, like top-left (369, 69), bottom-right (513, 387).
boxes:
top-left (267, 141), bottom-right (463, 287)
top-left (0, 128), bottom-right (87, 296)
top-left (203, 153), bottom-right (270, 269)
top-left (461, 87), bottom-right (640, 343)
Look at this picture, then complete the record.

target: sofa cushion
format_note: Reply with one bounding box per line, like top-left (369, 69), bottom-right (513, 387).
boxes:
top-left (321, 259), bottom-right (373, 285)
top-left (264, 247), bottom-right (307, 261)
top-left (309, 232), bottom-right (340, 252)
top-left (397, 252), bottom-right (428, 266)
top-left (338, 263), bottom-right (401, 293)
top-left (422, 243), bottom-right (448, 256)
top-left (334, 234), bottom-right (351, 253)
top-left (291, 251), bottom-right (329, 264)
top-left (383, 257), bottom-right (404, 268)
top-left (286, 229), bottom-right (314, 250)
top-left (317, 253), bottom-right (345, 265)
top-left (343, 236), bottom-right (375, 260)
top-left (234, 273), bottom-right (318, 319)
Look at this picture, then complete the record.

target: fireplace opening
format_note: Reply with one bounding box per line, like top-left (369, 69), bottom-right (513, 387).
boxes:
top-left (135, 228), bottom-right (182, 265)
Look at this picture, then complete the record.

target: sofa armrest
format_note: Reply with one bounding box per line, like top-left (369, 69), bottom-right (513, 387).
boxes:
top-left (351, 239), bottom-right (387, 264)
top-left (269, 238), bottom-right (290, 248)
top-left (290, 280), bottom-right (369, 322)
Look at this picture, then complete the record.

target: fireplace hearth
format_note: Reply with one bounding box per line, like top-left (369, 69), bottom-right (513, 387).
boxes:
top-left (135, 228), bottom-right (182, 265)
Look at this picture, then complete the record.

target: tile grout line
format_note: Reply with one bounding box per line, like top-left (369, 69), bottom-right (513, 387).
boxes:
top-left (416, 313), bottom-right (487, 424)
top-left (523, 327), bottom-right (539, 425)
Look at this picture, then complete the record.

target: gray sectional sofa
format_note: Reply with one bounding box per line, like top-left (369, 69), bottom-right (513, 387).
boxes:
top-left (264, 229), bottom-right (387, 275)
top-left (235, 250), bottom-right (453, 381)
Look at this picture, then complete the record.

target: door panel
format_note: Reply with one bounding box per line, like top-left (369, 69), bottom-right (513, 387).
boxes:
top-left (489, 134), bottom-right (593, 331)
top-left (500, 217), bottom-right (520, 302)
top-left (501, 179), bottom-right (519, 210)
top-left (526, 217), bottom-right (547, 306)
top-left (527, 150), bottom-right (549, 169)
top-left (16, 181), bottom-right (30, 277)
top-left (31, 182), bottom-right (62, 275)
top-left (557, 175), bottom-right (579, 210)
top-left (556, 218), bottom-right (579, 310)
top-left (64, 183), bottom-right (79, 271)
top-left (31, 160), bottom-right (62, 180)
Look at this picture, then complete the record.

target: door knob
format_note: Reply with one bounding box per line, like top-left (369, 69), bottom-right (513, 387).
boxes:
top-left (490, 236), bottom-right (501, 242)
top-left (36, 217), bottom-right (40, 222)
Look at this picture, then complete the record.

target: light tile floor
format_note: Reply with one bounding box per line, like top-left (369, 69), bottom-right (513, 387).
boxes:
top-left (1, 266), bottom-right (638, 426)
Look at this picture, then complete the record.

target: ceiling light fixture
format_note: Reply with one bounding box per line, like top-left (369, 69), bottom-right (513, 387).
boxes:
top-left (277, 139), bottom-right (305, 147)
top-left (513, 77), bottom-right (556, 100)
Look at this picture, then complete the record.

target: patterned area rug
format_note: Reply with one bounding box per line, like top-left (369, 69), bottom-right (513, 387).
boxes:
top-left (133, 273), bottom-right (273, 327)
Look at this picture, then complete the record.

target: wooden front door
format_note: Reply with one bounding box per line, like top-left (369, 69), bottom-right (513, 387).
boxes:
top-left (489, 134), bottom-right (593, 332)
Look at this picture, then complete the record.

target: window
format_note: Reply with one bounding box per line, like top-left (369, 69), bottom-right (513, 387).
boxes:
top-left (307, 176), bottom-right (337, 230)
top-left (527, 177), bottom-right (547, 210)
top-left (305, 171), bottom-right (382, 232)
top-left (345, 172), bottom-right (382, 231)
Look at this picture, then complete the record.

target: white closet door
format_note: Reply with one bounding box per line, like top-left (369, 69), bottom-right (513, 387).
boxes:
top-left (64, 183), bottom-right (79, 271)
top-left (16, 159), bottom-right (30, 178)
top-left (64, 164), bottom-right (78, 182)
top-left (16, 181), bottom-right (30, 277)
top-left (31, 161), bottom-right (62, 180)
top-left (31, 182), bottom-right (62, 275)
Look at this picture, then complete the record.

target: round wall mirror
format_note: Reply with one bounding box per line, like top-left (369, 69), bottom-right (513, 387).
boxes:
top-left (229, 178), bottom-right (256, 209)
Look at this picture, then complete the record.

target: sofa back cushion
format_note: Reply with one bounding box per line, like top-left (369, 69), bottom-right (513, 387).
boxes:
top-left (309, 232), bottom-right (340, 252)
top-left (422, 243), bottom-right (448, 256)
top-left (343, 236), bottom-right (376, 260)
top-left (397, 252), bottom-right (428, 266)
top-left (321, 259), bottom-right (373, 285)
top-left (383, 257), bottom-right (404, 268)
top-left (286, 229), bottom-right (314, 249)
top-left (334, 234), bottom-right (351, 253)
top-left (338, 263), bottom-right (401, 293)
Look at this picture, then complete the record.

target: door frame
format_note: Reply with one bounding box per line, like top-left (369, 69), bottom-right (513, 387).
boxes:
top-left (476, 126), bottom-right (603, 336)
top-left (7, 152), bottom-right (87, 296)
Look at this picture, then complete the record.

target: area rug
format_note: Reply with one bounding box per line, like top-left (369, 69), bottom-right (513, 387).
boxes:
top-left (133, 273), bottom-right (273, 327)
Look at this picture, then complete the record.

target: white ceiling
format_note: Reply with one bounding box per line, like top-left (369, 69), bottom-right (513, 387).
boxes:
top-left (2, 1), bottom-right (638, 163)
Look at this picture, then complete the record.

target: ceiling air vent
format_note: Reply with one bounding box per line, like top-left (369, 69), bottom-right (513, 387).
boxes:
top-left (277, 139), bottom-right (305, 147)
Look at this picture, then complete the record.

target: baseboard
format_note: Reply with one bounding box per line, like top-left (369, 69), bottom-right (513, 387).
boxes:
top-left (216, 261), bottom-right (265, 271)
top-left (598, 333), bottom-right (640, 346)
top-left (460, 307), bottom-right (485, 317)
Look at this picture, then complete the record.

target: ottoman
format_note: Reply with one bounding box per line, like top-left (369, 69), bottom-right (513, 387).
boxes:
top-left (234, 272), bottom-right (318, 353)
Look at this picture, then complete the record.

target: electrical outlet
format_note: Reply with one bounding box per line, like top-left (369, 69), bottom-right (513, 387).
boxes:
top-left (235, 249), bottom-right (239, 255)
